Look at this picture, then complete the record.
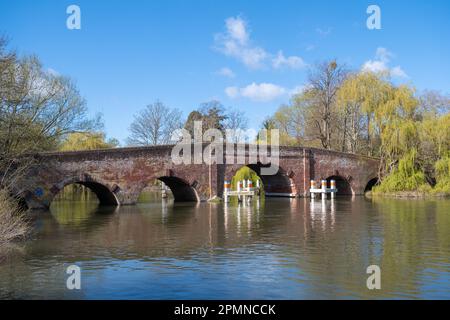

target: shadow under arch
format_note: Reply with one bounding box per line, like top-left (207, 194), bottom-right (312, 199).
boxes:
top-left (52, 180), bottom-right (119, 207)
top-left (233, 162), bottom-right (294, 197)
top-left (326, 175), bottom-right (353, 195)
top-left (157, 176), bottom-right (199, 202)
top-left (364, 177), bottom-right (379, 193)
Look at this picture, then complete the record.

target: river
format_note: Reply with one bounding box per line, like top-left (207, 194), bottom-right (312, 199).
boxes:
top-left (0, 193), bottom-right (449, 299)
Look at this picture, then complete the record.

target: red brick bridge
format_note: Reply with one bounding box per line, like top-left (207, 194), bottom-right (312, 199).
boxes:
top-left (15, 144), bottom-right (380, 209)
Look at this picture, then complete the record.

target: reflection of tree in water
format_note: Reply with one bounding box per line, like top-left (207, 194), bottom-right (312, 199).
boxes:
top-left (4, 195), bottom-right (448, 299)
top-left (50, 186), bottom-right (117, 227)
top-left (289, 197), bottom-right (450, 298)
top-left (371, 198), bottom-right (450, 297)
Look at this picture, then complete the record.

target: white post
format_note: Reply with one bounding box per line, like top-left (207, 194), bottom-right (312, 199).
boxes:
top-left (310, 180), bottom-right (316, 199)
top-left (321, 179), bottom-right (327, 200)
top-left (237, 180), bottom-right (242, 201)
top-left (161, 181), bottom-right (167, 199)
top-left (330, 179), bottom-right (336, 199)
top-left (247, 179), bottom-right (253, 202)
top-left (224, 180), bottom-right (230, 203)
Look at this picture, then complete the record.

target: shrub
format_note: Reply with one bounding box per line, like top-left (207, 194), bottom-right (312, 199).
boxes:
top-left (433, 155), bottom-right (450, 194)
top-left (373, 149), bottom-right (430, 193)
top-left (231, 166), bottom-right (264, 195)
top-left (0, 189), bottom-right (30, 246)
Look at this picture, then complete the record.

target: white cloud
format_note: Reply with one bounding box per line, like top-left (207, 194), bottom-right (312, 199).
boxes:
top-left (47, 68), bottom-right (60, 76)
top-left (375, 47), bottom-right (393, 63)
top-left (272, 51), bottom-right (307, 70)
top-left (215, 16), bottom-right (268, 69)
top-left (362, 60), bottom-right (387, 73)
top-left (225, 86), bottom-right (239, 98)
top-left (390, 66), bottom-right (408, 78)
top-left (224, 82), bottom-right (309, 102)
top-left (216, 67), bottom-right (236, 78)
top-left (226, 83), bottom-right (286, 102)
top-left (225, 16), bottom-right (248, 44)
top-left (215, 16), bottom-right (306, 70)
top-left (289, 85), bottom-right (306, 96)
top-left (362, 47), bottom-right (408, 78)
top-left (316, 27), bottom-right (332, 36)
top-left (240, 83), bottom-right (286, 101)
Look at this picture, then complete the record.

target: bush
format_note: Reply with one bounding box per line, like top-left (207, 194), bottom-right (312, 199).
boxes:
top-left (231, 166), bottom-right (264, 195)
top-left (373, 149), bottom-right (430, 193)
top-left (0, 189), bottom-right (30, 246)
top-left (433, 155), bottom-right (450, 194)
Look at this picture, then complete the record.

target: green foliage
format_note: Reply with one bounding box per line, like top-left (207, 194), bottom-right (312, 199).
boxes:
top-left (230, 166), bottom-right (263, 195)
top-left (263, 64), bottom-right (450, 195)
top-left (184, 100), bottom-right (228, 135)
top-left (59, 132), bottom-right (119, 151)
top-left (373, 149), bottom-right (430, 193)
top-left (433, 155), bottom-right (450, 194)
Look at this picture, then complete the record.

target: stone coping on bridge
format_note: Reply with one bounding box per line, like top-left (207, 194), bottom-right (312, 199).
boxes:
top-left (30, 144), bottom-right (380, 161)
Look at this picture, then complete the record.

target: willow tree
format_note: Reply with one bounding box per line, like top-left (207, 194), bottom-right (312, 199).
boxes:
top-left (59, 132), bottom-right (119, 151)
top-left (337, 71), bottom-right (392, 155)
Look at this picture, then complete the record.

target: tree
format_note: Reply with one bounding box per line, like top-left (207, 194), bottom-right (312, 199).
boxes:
top-left (199, 100), bottom-right (228, 132)
top-left (256, 117), bottom-right (276, 144)
top-left (224, 108), bottom-right (249, 142)
top-left (59, 132), bottom-right (119, 151)
top-left (183, 100), bottom-right (230, 139)
top-left (306, 60), bottom-right (347, 149)
top-left (418, 90), bottom-right (450, 116)
top-left (0, 37), bottom-right (95, 159)
top-left (127, 100), bottom-right (183, 146)
top-left (337, 71), bottom-right (391, 155)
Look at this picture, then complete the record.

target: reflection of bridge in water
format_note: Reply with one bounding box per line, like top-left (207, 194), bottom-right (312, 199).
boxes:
top-left (5, 195), bottom-right (447, 299)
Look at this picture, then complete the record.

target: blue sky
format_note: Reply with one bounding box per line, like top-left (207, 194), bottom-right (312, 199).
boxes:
top-left (1, 0), bottom-right (449, 144)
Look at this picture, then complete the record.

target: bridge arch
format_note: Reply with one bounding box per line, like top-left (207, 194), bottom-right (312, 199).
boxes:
top-left (364, 177), bottom-right (379, 193)
top-left (325, 175), bottom-right (353, 195)
top-left (50, 176), bottom-right (119, 207)
top-left (137, 175), bottom-right (200, 203)
top-left (157, 176), bottom-right (199, 202)
top-left (227, 163), bottom-right (294, 197)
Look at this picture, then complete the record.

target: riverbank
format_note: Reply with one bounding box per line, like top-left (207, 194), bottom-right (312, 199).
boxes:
top-left (367, 190), bottom-right (450, 199)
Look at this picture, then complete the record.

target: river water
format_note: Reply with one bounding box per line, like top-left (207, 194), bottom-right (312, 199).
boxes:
top-left (0, 193), bottom-right (449, 299)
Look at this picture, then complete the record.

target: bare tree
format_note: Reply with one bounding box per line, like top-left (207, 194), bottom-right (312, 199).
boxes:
top-left (306, 60), bottom-right (347, 149)
top-left (127, 100), bottom-right (183, 146)
top-left (419, 90), bottom-right (450, 116)
top-left (0, 37), bottom-right (95, 159)
top-left (224, 108), bottom-right (249, 142)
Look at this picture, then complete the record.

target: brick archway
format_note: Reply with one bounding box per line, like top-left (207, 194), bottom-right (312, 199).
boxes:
top-left (49, 175), bottom-right (120, 207)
